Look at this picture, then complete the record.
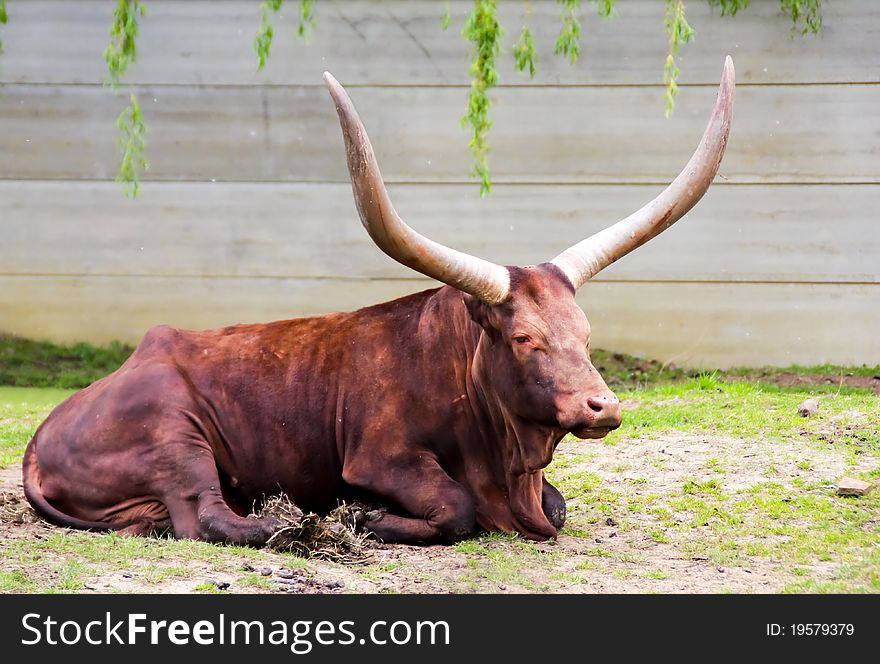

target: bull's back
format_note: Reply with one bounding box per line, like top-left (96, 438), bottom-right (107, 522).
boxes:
top-left (25, 287), bottom-right (454, 521)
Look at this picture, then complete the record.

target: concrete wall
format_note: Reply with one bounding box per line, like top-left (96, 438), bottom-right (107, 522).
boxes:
top-left (1, 1), bottom-right (878, 367)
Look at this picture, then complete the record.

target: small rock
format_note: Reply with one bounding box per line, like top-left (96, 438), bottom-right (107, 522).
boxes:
top-left (259, 567), bottom-right (272, 576)
top-left (797, 398), bottom-right (820, 417)
top-left (276, 577), bottom-right (302, 586)
top-left (837, 477), bottom-right (872, 497)
top-left (605, 517), bottom-right (617, 527)
top-left (277, 568), bottom-right (295, 579)
top-left (242, 563), bottom-right (255, 572)
top-left (212, 580), bottom-right (230, 590)
top-left (608, 531), bottom-right (617, 538)
top-left (121, 571), bottom-right (133, 579)
top-left (716, 566), bottom-right (725, 573)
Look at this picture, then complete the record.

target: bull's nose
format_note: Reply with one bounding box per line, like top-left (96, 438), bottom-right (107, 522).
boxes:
top-left (586, 394), bottom-right (622, 428)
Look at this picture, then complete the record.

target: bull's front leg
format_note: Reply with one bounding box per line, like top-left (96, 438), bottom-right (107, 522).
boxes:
top-left (342, 452), bottom-right (476, 544)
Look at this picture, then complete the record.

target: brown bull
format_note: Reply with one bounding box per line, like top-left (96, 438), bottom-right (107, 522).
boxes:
top-left (22, 59), bottom-right (735, 545)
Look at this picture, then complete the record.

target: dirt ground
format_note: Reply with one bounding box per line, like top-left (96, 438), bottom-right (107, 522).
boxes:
top-left (2, 422), bottom-right (874, 594)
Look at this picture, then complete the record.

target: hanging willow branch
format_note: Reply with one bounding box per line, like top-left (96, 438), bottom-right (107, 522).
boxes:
top-left (0, 0), bottom-right (8, 52)
top-left (707, 0), bottom-right (752, 16)
top-left (105, 0), bottom-right (148, 198)
top-left (780, 0), bottom-right (822, 34)
top-left (116, 94), bottom-right (147, 197)
top-left (254, 0), bottom-right (283, 69)
top-left (298, 0), bottom-right (316, 40)
top-left (664, 0), bottom-right (695, 118)
top-left (513, 25), bottom-right (537, 78)
top-left (255, 0), bottom-right (316, 70)
top-left (462, 0), bottom-right (502, 198)
top-left (554, 0), bottom-right (582, 64)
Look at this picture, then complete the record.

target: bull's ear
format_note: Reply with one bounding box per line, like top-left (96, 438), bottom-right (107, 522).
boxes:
top-left (463, 293), bottom-right (498, 334)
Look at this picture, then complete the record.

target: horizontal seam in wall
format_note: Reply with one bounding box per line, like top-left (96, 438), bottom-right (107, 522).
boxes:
top-left (0, 178), bottom-right (878, 187)
top-left (0, 81), bottom-right (878, 90)
top-left (1, 274), bottom-right (877, 286)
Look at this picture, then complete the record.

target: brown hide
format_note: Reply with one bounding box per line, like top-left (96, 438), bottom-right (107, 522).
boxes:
top-left (23, 265), bottom-right (615, 543)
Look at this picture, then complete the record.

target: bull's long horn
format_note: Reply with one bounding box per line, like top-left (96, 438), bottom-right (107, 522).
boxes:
top-left (324, 72), bottom-right (510, 304)
top-left (551, 56), bottom-right (736, 289)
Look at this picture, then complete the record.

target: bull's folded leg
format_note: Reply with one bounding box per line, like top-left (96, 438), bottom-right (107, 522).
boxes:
top-left (195, 490), bottom-right (279, 546)
top-left (541, 476), bottom-right (566, 530)
top-left (360, 513), bottom-right (447, 544)
top-left (118, 518), bottom-right (174, 538)
top-left (343, 453), bottom-right (476, 544)
top-left (159, 449), bottom-right (279, 547)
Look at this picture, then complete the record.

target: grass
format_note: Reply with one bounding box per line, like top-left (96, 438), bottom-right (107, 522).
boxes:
top-left (452, 533), bottom-right (561, 591)
top-left (0, 334), bottom-right (132, 389)
top-left (0, 527), bottom-right (289, 593)
top-left (0, 386), bottom-right (75, 468)
top-left (580, 376), bottom-right (880, 457)
top-left (726, 363), bottom-right (880, 379)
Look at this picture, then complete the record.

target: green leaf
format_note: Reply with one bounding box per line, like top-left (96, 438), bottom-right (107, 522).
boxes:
top-left (594, 0), bottom-right (617, 18)
top-left (706, 0), bottom-right (752, 16)
top-left (298, 0), bottom-right (316, 42)
top-left (513, 26), bottom-right (537, 79)
top-left (0, 0), bottom-right (7, 52)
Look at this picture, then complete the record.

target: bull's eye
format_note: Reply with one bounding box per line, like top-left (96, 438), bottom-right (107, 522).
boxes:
top-left (513, 335), bottom-right (530, 345)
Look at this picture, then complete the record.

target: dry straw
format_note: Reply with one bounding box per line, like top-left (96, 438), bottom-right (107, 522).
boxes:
top-left (256, 494), bottom-right (373, 563)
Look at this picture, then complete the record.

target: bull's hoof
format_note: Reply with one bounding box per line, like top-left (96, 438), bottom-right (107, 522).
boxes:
top-left (229, 516), bottom-right (280, 548)
top-left (545, 502), bottom-right (566, 530)
top-left (199, 512), bottom-right (281, 547)
top-left (344, 504), bottom-right (387, 532)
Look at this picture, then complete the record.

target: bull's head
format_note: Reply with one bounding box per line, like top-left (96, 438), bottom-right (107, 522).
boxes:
top-left (324, 58), bottom-right (735, 443)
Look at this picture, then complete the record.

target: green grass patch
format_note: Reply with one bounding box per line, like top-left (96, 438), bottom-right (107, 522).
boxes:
top-left (726, 363), bottom-right (880, 379)
top-left (596, 379), bottom-right (879, 458)
top-left (452, 533), bottom-right (561, 591)
top-left (642, 569), bottom-right (670, 580)
top-left (0, 569), bottom-right (38, 592)
top-left (0, 387), bottom-right (75, 468)
top-left (0, 334), bottom-right (132, 388)
top-left (359, 561), bottom-right (404, 581)
top-left (0, 528), bottom-right (280, 593)
top-left (238, 573), bottom-right (274, 590)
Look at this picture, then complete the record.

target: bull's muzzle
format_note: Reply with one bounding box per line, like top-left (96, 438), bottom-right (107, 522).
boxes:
top-left (586, 393), bottom-right (622, 429)
top-left (563, 392), bottom-right (622, 439)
